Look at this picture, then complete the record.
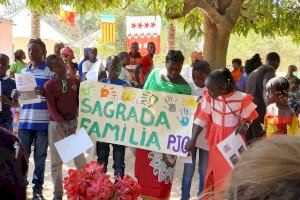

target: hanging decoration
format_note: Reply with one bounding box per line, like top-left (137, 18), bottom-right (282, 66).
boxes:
top-left (126, 16), bottom-right (161, 55)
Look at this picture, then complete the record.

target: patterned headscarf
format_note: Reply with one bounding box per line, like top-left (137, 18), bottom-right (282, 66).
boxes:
top-left (60, 47), bottom-right (75, 60)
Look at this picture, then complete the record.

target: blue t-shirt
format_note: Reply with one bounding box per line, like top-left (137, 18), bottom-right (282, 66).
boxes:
top-left (100, 78), bottom-right (131, 86)
top-left (0, 76), bottom-right (16, 124)
top-left (19, 62), bottom-right (53, 131)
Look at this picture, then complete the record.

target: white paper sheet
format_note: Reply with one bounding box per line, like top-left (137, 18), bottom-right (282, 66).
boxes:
top-left (0, 82), bottom-right (2, 112)
top-left (217, 132), bottom-right (247, 168)
top-left (54, 128), bottom-right (94, 163)
top-left (15, 74), bottom-right (41, 105)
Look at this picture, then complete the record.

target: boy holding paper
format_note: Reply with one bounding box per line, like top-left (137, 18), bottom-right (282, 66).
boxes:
top-left (45, 54), bottom-right (86, 200)
top-left (12, 39), bottom-right (52, 200)
top-left (0, 54), bottom-right (19, 131)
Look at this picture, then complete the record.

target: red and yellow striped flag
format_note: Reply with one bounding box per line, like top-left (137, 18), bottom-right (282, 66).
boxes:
top-left (100, 14), bottom-right (115, 43)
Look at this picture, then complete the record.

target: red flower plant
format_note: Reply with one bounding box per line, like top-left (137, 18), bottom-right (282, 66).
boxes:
top-left (114, 175), bottom-right (142, 200)
top-left (63, 161), bottom-right (141, 200)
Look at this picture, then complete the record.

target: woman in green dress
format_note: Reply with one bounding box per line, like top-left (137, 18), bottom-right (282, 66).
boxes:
top-left (135, 50), bottom-right (191, 200)
top-left (9, 49), bottom-right (27, 78)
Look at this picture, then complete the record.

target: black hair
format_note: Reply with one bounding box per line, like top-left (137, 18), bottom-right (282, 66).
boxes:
top-left (54, 42), bottom-right (64, 50)
top-left (207, 68), bottom-right (236, 91)
top-left (106, 55), bottom-right (121, 70)
top-left (147, 42), bottom-right (155, 46)
top-left (46, 54), bottom-right (63, 69)
top-left (267, 76), bottom-right (290, 97)
top-left (192, 60), bottom-right (211, 74)
top-left (232, 58), bottom-right (242, 66)
top-left (244, 54), bottom-right (262, 74)
top-left (28, 38), bottom-right (47, 55)
top-left (89, 47), bottom-right (97, 53)
top-left (14, 49), bottom-right (25, 61)
top-left (118, 51), bottom-right (129, 60)
top-left (266, 52), bottom-right (280, 63)
top-left (165, 50), bottom-right (185, 64)
top-left (0, 54), bottom-right (9, 63)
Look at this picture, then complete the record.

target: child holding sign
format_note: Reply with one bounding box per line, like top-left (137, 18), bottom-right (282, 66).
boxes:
top-left (185, 68), bottom-right (258, 198)
top-left (45, 54), bottom-right (86, 200)
top-left (97, 56), bottom-right (130, 179)
top-left (181, 60), bottom-right (210, 200)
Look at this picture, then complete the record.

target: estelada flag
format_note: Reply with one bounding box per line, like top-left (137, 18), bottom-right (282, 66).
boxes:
top-left (58, 10), bottom-right (75, 27)
top-left (100, 14), bottom-right (116, 43)
top-left (126, 16), bottom-right (161, 55)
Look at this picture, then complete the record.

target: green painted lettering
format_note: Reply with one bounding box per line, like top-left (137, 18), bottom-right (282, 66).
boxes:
top-left (91, 101), bottom-right (103, 117)
top-left (80, 118), bottom-right (91, 130)
top-left (121, 125), bottom-right (127, 142)
top-left (140, 108), bottom-right (154, 126)
top-left (155, 112), bottom-right (170, 130)
top-left (102, 123), bottom-right (120, 140)
top-left (81, 98), bottom-right (92, 113)
top-left (103, 101), bottom-right (115, 118)
top-left (89, 122), bottom-right (101, 138)
top-left (139, 128), bottom-right (146, 146)
top-left (116, 103), bottom-right (126, 121)
top-left (127, 106), bottom-right (138, 123)
top-left (146, 131), bottom-right (161, 150)
top-left (129, 128), bottom-right (139, 145)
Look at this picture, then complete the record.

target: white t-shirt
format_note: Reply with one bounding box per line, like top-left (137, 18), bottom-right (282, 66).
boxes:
top-left (181, 66), bottom-right (193, 83)
top-left (119, 67), bottom-right (131, 82)
top-left (192, 86), bottom-right (209, 151)
top-left (82, 60), bottom-right (105, 74)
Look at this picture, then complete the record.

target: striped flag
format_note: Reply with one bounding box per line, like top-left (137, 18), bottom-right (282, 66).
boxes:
top-left (100, 14), bottom-right (116, 43)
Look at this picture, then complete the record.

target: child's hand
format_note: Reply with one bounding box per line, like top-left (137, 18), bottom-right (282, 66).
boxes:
top-left (185, 139), bottom-right (196, 152)
top-left (11, 89), bottom-right (20, 100)
top-left (0, 95), bottom-right (11, 105)
top-left (236, 122), bottom-right (250, 135)
top-left (34, 87), bottom-right (45, 96)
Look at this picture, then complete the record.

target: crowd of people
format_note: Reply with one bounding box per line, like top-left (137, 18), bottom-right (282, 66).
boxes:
top-left (0, 38), bottom-right (299, 200)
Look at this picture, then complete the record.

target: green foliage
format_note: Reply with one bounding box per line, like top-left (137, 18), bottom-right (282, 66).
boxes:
top-left (234, 0), bottom-right (300, 41)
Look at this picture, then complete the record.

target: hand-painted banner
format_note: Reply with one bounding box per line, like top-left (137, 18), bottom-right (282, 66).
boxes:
top-left (78, 82), bottom-right (197, 156)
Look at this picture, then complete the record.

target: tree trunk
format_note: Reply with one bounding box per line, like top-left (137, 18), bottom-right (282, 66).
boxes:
top-left (203, 15), bottom-right (231, 69)
top-left (167, 22), bottom-right (176, 51)
top-left (31, 11), bottom-right (41, 39)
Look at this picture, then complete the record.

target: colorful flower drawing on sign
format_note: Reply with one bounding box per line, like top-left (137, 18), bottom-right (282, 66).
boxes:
top-left (141, 91), bottom-right (159, 107)
top-left (100, 85), bottom-right (117, 98)
top-left (182, 97), bottom-right (198, 107)
top-left (121, 90), bottom-right (136, 102)
top-left (164, 96), bottom-right (177, 112)
top-left (148, 152), bottom-right (176, 184)
top-left (177, 108), bottom-right (191, 126)
top-left (80, 87), bottom-right (97, 98)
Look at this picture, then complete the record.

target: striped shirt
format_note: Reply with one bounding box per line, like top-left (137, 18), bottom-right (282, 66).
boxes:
top-left (19, 62), bottom-right (53, 130)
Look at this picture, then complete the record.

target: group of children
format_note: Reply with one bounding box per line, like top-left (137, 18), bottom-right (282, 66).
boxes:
top-left (0, 39), bottom-right (299, 200)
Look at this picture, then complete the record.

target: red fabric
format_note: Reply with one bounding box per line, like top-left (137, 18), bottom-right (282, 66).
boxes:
top-left (139, 55), bottom-right (153, 84)
top-left (135, 149), bottom-right (171, 199)
top-left (194, 91), bottom-right (258, 195)
top-left (45, 78), bottom-right (80, 123)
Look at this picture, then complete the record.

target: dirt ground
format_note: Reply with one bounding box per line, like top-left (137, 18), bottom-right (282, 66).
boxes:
top-left (26, 148), bottom-right (200, 200)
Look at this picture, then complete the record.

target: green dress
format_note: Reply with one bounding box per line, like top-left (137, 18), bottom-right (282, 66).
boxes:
top-left (144, 68), bottom-right (191, 94)
top-left (10, 60), bottom-right (26, 74)
top-left (135, 68), bottom-right (191, 199)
